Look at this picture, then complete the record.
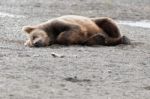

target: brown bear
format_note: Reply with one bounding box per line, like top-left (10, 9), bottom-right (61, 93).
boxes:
top-left (22, 15), bottom-right (130, 47)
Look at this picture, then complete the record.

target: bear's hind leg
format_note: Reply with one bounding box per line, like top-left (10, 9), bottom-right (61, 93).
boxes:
top-left (92, 17), bottom-right (121, 38)
top-left (92, 17), bottom-right (131, 45)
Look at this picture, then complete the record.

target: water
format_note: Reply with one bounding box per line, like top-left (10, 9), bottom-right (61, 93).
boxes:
top-left (0, 12), bottom-right (25, 18)
top-left (118, 20), bottom-right (150, 28)
top-left (0, 12), bottom-right (150, 29)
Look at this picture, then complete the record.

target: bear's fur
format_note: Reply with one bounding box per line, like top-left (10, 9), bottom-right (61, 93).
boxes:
top-left (22, 15), bottom-right (130, 47)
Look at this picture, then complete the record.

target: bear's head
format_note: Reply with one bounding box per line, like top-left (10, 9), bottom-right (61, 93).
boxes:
top-left (22, 26), bottom-right (53, 47)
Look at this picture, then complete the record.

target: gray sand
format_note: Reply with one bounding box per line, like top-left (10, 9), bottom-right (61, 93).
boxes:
top-left (0, 0), bottom-right (150, 99)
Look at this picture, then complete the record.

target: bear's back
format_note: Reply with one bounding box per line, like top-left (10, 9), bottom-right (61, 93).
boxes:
top-left (56, 15), bottom-right (103, 34)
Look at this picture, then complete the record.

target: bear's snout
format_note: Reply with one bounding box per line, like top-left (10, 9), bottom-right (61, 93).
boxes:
top-left (33, 40), bottom-right (45, 47)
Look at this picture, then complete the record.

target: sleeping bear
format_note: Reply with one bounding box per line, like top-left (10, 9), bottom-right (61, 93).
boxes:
top-left (22, 15), bottom-right (130, 47)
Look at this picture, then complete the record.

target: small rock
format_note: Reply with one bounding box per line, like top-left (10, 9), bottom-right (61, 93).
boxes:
top-left (144, 86), bottom-right (150, 90)
top-left (64, 76), bottom-right (91, 83)
top-left (51, 52), bottom-right (65, 58)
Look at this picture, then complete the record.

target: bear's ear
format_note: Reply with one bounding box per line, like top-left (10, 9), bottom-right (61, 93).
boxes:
top-left (22, 26), bottom-right (35, 33)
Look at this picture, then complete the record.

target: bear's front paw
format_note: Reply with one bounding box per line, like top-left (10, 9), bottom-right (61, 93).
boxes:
top-left (24, 40), bottom-right (33, 47)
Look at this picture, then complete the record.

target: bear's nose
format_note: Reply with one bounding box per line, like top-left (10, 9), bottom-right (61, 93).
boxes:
top-left (33, 41), bottom-right (44, 47)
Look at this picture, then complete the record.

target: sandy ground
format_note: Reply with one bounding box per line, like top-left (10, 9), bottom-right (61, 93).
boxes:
top-left (0, 0), bottom-right (150, 99)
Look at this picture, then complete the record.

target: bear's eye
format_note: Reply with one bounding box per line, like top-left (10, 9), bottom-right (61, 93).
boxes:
top-left (32, 36), bottom-right (38, 40)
